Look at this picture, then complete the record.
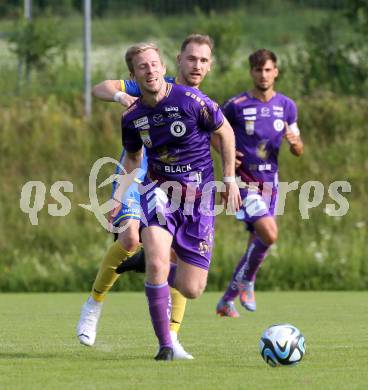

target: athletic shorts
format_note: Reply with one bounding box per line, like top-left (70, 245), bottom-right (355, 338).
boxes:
top-left (112, 179), bottom-right (142, 226)
top-left (139, 180), bottom-right (215, 270)
top-left (235, 186), bottom-right (278, 232)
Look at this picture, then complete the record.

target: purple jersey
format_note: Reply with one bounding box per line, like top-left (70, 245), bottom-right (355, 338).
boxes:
top-left (223, 92), bottom-right (298, 187)
top-left (122, 83), bottom-right (224, 193)
top-left (122, 83), bottom-right (222, 270)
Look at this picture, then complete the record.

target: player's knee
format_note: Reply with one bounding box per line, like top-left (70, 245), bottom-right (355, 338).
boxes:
top-left (118, 230), bottom-right (140, 252)
top-left (145, 257), bottom-right (167, 278)
top-left (180, 288), bottom-right (199, 299)
top-left (145, 259), bottom-right (160, 275)
top-left (263, 227), bottom-right (278, 246)
top-left (179, 283), bottom-right (205, 299)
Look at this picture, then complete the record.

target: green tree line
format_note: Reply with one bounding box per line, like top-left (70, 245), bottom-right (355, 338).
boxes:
top-left (0, 0), bottom-right (352, 18)
top-left (0, 3), bottom-right (366, 291)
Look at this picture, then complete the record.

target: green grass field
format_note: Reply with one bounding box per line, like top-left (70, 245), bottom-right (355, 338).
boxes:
top-left (0, 292), bottom-right (367, 389)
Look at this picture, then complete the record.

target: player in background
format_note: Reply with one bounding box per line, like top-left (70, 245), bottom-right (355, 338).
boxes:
top-left (120, 42), bottom-right (241, 360)
top-left (77, 35), bottom-right (213, 359)
top-left (92, 34), bottom-right (213, 106)
top-left (216, 49), bottom-right (304, 317)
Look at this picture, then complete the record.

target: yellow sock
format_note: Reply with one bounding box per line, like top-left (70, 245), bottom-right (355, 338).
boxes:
top-left (91, 241), bottom-right (137, 302)
top-left (169, 287), bottom-right (187, 334)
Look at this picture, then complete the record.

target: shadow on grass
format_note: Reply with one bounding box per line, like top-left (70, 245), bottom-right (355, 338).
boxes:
top-left (0, 351), bottom-right (151, 361)
top-left (0, 353), bottom-right (58, 359)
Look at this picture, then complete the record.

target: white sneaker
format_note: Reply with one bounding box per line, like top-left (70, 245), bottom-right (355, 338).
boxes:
top-left (170, 331), bottom-right (194, 360)
top-left (77, 296), bottom-right (103, 346)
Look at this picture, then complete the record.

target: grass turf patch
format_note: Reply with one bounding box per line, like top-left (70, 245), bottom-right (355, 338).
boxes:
top-left (0, 291), bottom-right (367, 389)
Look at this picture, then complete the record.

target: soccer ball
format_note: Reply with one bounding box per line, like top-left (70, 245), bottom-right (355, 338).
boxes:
top-left (259, 323), bottom-right (305, 367)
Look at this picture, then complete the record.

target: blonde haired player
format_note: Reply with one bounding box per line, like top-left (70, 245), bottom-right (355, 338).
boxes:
top-left (77, 36), bottom-right (214, 359)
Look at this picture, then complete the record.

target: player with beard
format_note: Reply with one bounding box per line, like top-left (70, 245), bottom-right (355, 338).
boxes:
top-left (119, 42), bottom-right (240, 359)
top-left (216, 49), bottom-right (304, 317)
top-left (77, 35), bottom-right (214, 359)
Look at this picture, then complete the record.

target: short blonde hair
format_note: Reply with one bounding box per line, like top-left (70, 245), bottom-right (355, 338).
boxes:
top-left (125, 42), bottom-right (162, 74)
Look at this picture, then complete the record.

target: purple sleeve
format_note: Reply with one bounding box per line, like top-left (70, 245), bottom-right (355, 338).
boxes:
top-left (198, 96), bottom-right (224, 132)
top-left (221, 98), bottom-right (236, 126)
top-left (121, 117), bottom-right (143, 152)
top-left (286, 99), bottom-right (298, 125)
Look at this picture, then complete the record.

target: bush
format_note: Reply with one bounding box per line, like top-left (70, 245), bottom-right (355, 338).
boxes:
top-left (0, 94), bottom-right (366, 291)
top-left (8, 17), bottom-right (69, 81)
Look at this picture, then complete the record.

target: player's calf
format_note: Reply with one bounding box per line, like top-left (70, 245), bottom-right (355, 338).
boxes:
top-left (174, 265), bottom-right (208, 299)
top-left (115, 248), bottom-right (146, 274)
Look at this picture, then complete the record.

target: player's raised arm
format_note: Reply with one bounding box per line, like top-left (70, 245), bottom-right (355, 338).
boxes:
top-left (213, 117), bottom-right (242, 213)
top-left (92, 79), bottom-right (137, 107)
top-left (284, 121), bottom-right (304, 156)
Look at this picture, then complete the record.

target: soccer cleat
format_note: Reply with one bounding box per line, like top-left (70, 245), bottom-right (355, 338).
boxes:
top-left (154, 346), bottom-right (174, 361)
top-left (76, 296), bottom-right (103, 346)
top-left (115, 248), bottom-right (145, 274)
top-left (170, 331), bottom-right (194, 360)
top-left (239, 281), bottom-right (256, 311)
top-left (216, 298), bottom-right (240, 318)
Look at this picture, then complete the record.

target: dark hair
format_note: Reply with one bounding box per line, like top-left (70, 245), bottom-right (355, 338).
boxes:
top-left (180, 34), bottom-right (214, 53)
top-left (249, 49), bottom-right (277, 69)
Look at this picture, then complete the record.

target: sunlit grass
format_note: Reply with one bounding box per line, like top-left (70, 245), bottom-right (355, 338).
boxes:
top-left (0, 292), bottom-right (367, 389)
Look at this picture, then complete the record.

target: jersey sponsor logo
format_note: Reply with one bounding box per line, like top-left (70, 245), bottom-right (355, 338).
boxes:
top-left (260, 107), bottom-right (271, 117)
top-left (245, 120), bottom-right (255, 135)
top-left (273, 105), bottom-right (283, 111)
top-left (157, 147), bottom-right (177, 164)
top-left (133, 116), bottom-right (149, 128)
top-left (139, 130), bottom-right (152, 148)
top-left (153, 114), bottom-right (163, 122)
top-left (273, 105), bottom-right (284, 117)
top-left (256, 140), bottom-right (270, 160)
top-left (198, 225), bottom-right (214, 255)
top-left (165, 106), bottom-right (179, 112)
top-left (125, 198), bottom-right (136, 208)
top-left (243, 108), bottom-right (257, 115)
top-left (198, 240), bottom-right (210, 255)
top-left (258, 163), bottom-right (271, 171)
top-left (273, 119), bottom-right (285, 132)
top-left (167, 112), bottom-right (182, 119)
top-left (170, 121), bottom-right (187, 137)
top-left (153, 114), bottom-right (165, 126)
top-left (273, 111), bottom-right (284, 118)
top-left (164, 163), bottom-right (192, 173)
top-left (243, 115), bottom-right (256, 121)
